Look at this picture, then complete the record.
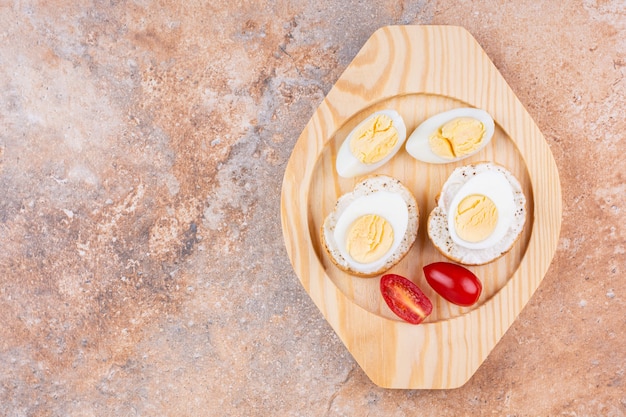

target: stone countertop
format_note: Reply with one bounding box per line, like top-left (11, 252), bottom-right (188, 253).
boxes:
top-left (1, 1), bottom-right (624, 415)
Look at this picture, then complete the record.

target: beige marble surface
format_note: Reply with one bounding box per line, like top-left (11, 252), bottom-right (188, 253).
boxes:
top-left (1, 1), bottom-right (624, 415)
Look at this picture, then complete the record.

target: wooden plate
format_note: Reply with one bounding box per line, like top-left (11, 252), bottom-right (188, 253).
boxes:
top-left (281, 25), bottom-right (562, 389)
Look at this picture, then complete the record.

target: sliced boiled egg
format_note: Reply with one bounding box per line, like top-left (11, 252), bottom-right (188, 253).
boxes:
top-left (336, 110), bottom-right (407, 178)
top-left (406, 108), bottom-right (495, 164)
top-left (428, 163), bottom-right (526, 265)
top-left (321, 175), bottom-right (418, 277)
top-left (447, 170), bottom-right (515, 250)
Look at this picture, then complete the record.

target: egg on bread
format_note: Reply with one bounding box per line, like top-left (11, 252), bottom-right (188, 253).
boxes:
top-left (428, 162), bottom-right (526, 265)
top-left (321, 175), bottom-right (418, 277)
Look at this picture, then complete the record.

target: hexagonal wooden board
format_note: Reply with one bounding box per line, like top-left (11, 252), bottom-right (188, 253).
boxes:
top-left (280, 25), bottom-right (562, 389)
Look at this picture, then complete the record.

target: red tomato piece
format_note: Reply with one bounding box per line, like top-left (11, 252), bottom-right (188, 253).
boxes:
top-left (380, 274), bottom-right (433, 324)
top-left (423, 262), bottom-right (482, 307)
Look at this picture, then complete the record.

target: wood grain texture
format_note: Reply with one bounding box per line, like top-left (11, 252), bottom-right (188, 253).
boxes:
top-left (281, 25), bottom-right (562, 389)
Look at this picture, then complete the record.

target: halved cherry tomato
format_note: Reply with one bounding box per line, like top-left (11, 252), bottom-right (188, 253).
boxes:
top-left (423, 262), bottom-right (482, 307)
top-left (380, 274), bottom-right (433, 324)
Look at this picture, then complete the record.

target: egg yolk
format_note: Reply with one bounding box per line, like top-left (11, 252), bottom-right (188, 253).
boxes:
top-left (429, 117), bottom-right (485, 159)
top-left (346, 214), bottom-right (394, 263)
top-left (454, 194), bottom-right (498, 243)
top-left (350, 114), bottom-right (398, 164)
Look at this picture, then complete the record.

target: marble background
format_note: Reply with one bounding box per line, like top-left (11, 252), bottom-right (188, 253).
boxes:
top-left (1, 0), bottom-right (624, 415)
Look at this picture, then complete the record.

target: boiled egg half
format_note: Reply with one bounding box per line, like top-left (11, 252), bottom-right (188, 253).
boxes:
top-left (321, 175), bottom-right (418, 277)
top-left (428, 163), bottom-right (526, 265)
top-left (406, 108), bottom-right (495, 164)
top-left (336, 110), bottom-right (407, 178)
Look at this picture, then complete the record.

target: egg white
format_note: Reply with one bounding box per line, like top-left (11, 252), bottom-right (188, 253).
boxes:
top-left (446, 170), bottom-right (515, 250)
top-left (336, 109), bottom-right (407, 178)
top-left (405, 107), bottom-right (495, 164)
